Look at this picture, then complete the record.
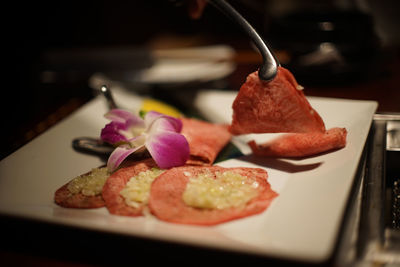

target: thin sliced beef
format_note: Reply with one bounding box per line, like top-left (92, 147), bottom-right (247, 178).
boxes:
top-left (248, 127), bottom-right (347, 157)
top-left (102, 158), bottom-right (158, 216)
top-left (148, 165), bottom-right (277, 226)
top-left (54, 168), bottom-right (107, 209)
top-left (55, 184), bottom-right (105, 209)
top-left (181, 118), bottom-right (231, 165)
top-left (229, 67), bottom-right (325, 135)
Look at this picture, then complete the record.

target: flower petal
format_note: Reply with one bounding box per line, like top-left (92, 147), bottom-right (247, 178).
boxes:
top-left (127, 134), bottom-right (146, 148)
top-left (101, 109), bottom-right (145, 145)
top-left (144, 111), bottom-right (182, 133)
top-left (107, 145), bottom-right (144, 172)
top-left (145, 131), bottom-right (189, 169)
top-left (101, 121), bottom-right (129, 144)
top-left (105, 109), bottom-right (143, 127)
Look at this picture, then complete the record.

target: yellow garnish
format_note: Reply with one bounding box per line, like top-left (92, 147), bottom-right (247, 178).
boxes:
top-left (141, 98), bottom-right (182, 118)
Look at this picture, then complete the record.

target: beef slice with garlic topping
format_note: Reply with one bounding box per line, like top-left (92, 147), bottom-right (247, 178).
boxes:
top-left (148, 165), bottom-right (277, 226)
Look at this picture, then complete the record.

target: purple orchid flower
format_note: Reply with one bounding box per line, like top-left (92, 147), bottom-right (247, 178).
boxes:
top-left (101, 109), bottom-right (189, 172)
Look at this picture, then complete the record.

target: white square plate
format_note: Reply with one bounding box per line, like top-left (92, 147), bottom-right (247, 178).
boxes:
top-left (0, 89), bottom-right (377, 263)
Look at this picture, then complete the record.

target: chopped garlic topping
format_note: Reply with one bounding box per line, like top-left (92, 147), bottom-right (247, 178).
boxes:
top-left (120, 168), bottom-right (164, 208)
top-left (182, 170), bottom-right (259, 210)
top-left (67, 167), bottom-right (109, 196)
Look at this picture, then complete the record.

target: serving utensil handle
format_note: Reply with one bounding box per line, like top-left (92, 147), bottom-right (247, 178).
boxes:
top-left (209, 0), bottom-right (279, 81)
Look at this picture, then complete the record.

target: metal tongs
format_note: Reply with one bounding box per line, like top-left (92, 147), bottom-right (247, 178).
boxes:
top-left (209, 0), bottom-right (279, 81)
top-left (72, 85), bottom-right (117, 156)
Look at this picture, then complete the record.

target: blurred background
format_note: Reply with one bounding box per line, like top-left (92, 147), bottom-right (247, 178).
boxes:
top-left (3, 0), bottom-right (400, 159)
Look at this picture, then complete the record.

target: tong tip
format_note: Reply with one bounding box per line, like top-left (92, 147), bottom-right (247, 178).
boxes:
top-left (258, 61), bottom-right (279, 82)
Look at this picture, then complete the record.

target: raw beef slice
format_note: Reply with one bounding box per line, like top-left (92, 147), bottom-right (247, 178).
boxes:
top-left (148, 165), bottom-right (278, 226)
top-left (181, 117), bottom-right (231, 165)
top-left (55, 184), bottom-right (105, 209)
top-left (248, 127), bottom-right (347, 157)
top-left (229, 66), bottom-right (325, 135)
top-left (54, 168), bottom-right (107, 209)
top-left (102, 158), bottom-right (159, 216)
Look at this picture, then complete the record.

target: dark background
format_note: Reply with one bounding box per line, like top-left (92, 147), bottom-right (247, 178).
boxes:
top-left (4, 0), bottom-right (257, 159)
